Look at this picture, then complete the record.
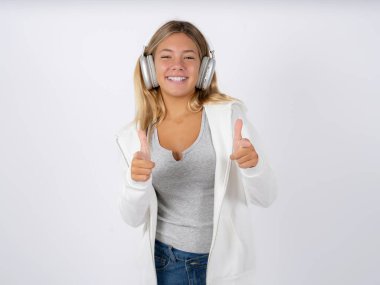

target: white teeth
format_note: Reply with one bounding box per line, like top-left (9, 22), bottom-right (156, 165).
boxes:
top-left (167, 76), bottom-right (187, 81)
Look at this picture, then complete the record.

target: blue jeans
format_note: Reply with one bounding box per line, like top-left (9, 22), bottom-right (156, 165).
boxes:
top-left (154, 239), bottom-right (209, 285)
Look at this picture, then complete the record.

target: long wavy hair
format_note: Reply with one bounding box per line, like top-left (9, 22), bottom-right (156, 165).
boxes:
top-left (133, 20), bottom-right (241, 143)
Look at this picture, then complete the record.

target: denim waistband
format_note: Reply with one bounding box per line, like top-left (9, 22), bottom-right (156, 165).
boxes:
top-left (154, 239), bottom-right (209, 262)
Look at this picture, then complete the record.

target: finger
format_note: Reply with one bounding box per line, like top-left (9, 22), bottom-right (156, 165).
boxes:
top-left (239, 162), bottom-right (253, 169)
top-left (133, 151), bottom-right (148, 161)
top-left (230, 142), bottom-right (256, 160)
top-left (239, 138), bottom-right (253, 148)
top-left (230, 147), bottom-right (247, 160)
top-left (234, 119), bottom-right (243, 143)
top-left (133, 153), bottom-right (155, 168)
top-left (237, 152), bottom-right (257, 165)
top-left (131, 166), bottom-right (153, 175)
top-left (133, 160), bottom-right (155, 169)
top-left (137, 129), bottom-right (150, 157)
top-left (239, 158), bottom-right (258, 168)
top-left (230, 149), bottom-right (247, 161)
top-left (131, 174), bottom-right (150, 182)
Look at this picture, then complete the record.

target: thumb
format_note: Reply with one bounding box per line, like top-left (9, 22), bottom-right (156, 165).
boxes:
top-left (137, 129), bottom-right (150, 160)
top-left (233, 118), bottom-right (243, 151)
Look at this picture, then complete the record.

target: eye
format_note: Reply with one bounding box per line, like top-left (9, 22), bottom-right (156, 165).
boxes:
top-left (161, 56), bottom-right (170, 59)
top-left (184, 56), bottom-right (195, 60)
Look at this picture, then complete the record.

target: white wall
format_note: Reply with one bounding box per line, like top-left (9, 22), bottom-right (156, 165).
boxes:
top-left (1, 1), bottom-right (379, 284)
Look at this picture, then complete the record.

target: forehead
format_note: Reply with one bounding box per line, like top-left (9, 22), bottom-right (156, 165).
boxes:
top-left (156, 33), bottom-right (198, 52)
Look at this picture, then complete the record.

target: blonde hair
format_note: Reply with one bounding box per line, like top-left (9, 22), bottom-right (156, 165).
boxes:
top-left (133, 20), bottom-right (241, 142)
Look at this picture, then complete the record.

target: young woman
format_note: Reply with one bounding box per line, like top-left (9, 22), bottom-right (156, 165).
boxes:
top-left (115, 20), bottom-right (278, 285)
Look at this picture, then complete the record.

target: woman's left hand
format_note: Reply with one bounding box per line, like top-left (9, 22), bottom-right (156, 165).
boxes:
top-left (229, 119), bottom-right (259, 168)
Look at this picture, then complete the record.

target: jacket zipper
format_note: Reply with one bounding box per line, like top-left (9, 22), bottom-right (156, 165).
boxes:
top-left (149, 208), bottom-right (156, 284)
top-left (205, 158), bottom-right (231, 283)
top-left (116, 136), bottom-right (130, 168)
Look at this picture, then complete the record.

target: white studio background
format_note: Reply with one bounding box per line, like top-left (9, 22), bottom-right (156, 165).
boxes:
top-left (0, 1), bottom-right (379, 285)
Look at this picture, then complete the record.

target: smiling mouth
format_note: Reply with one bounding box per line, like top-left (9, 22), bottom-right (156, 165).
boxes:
top-left (166, 76), bottom-right (188, 82)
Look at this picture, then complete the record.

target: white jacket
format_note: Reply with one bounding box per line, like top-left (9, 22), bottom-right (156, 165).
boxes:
top-left (115, 100), bottom-right (278, 284)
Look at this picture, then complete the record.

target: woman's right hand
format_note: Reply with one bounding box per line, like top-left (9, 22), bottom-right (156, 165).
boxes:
top-left (131, 129), bottom-right (155, 182)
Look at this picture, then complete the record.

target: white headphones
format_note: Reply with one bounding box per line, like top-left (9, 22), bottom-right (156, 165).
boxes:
top-left (140, 46), bottom-right (216, 91)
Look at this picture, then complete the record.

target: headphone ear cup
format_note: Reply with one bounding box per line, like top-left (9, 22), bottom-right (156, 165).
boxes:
top-left (196, 57), bottom-right (209, 89)
top-left (146, 55), bottom-right (159, 88)
top-left (196, 57), bottom-right (216, 90)
top-left (201, 57), bottom-right (215, 90)
top-left (140, 55), bottom-right (153, 90)
top-left (139, 54), bottom-right (159, 90)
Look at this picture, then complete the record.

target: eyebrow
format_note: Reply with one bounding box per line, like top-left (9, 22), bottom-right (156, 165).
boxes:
top-left (158, 48), bottom-right (196, 54)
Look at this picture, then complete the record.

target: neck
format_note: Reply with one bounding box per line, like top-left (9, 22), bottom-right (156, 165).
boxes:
top-left (161, 90), bottom-right (199, 120)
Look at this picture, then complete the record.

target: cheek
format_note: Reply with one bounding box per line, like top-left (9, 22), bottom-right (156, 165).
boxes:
top-left (189, 65), bottom-right (200, 78)
top-left (154, 63), bottom-right (166, 77)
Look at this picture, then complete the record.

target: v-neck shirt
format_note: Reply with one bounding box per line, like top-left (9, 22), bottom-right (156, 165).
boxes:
top-left (150, 108), bottom-right (216, 253)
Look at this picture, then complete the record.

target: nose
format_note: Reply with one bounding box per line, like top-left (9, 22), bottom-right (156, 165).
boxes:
top-left (171, 57), bottom-right (184, 71)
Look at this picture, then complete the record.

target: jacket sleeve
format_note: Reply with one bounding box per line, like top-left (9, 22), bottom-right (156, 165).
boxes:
top-left (116, 136), bottom-right (155, 227)
top-left (231, 103), bottom-right (278, 208)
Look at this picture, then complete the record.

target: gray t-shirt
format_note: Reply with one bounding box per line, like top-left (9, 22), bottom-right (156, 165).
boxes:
top-left (151, 108), bottom-right (216, 254)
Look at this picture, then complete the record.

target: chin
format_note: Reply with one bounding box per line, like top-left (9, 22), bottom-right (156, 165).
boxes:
top-left (167, 91), bottom-right (194, 98)
top-left (160, 87), bottom-right (196, 98)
